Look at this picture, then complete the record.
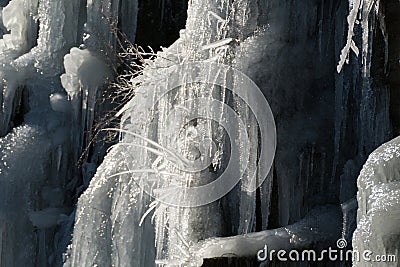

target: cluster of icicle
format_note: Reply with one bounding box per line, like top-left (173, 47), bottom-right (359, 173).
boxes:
top-left (66, 0), bottom-right (276, 266)
top-left (337, 0), bottom-right (387, 75)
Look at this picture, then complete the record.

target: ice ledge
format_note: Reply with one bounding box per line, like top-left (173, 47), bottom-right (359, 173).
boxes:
top-left (187, 205), bottom-right (342, 266)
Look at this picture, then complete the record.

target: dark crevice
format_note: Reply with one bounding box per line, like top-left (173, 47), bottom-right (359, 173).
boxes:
top-left (77, 0), bottom-right (88, 44)
top-left (11, 87), bottom-right (29, 129)
top-left (135, 0), bottom-right (188, 50)
top-left (267, 166), bottom-right (280, 230)
top-left (385, 0), bottom-right (400, 135)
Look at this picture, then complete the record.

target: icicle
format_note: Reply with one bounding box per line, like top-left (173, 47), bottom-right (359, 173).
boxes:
top-left (340, 197), bottom-right (357, 240)
top-left (337, 0), bottom-right (382, 75)
top-left (337, 0), bottom-right (362, 73)
top-left (201, 38), bottom-right (234, 51)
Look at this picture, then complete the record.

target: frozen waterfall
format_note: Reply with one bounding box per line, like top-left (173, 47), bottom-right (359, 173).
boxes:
top-left (0, 0), bottom-right (399, 266)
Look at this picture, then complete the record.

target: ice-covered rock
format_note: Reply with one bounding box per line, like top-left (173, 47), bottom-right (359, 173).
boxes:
top-left (353, 136), bottom-right (400, 266)
top-left (187, 205), bottom-right (341, 266)
top-left (0, 0), bottom-right (38, 58)
top-left (64, 0), bottom-right (340, 265)
top-left (64, 146), bottom-right (156, 266)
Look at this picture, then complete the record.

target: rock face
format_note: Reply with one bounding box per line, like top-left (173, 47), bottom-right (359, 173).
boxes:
top-left (353, 136), bottom-right (400, 267)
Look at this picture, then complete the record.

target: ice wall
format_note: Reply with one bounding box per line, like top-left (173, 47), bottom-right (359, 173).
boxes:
top-left (0, 0), bottom-right (80, 265)
top-left (67, 0), bottom-right (272, 265)
top-left (0, 125), bottom-right (66, 267)
top-left (0, 0), bottom-right (138, 266)
top-left (66, 0), bottom-right (335, 265)
top-left (67, 0), bottom-right (396, 265)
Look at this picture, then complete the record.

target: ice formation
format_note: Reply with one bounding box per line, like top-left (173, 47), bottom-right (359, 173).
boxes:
top-left (337, 0), bottom-right (384, 74)
top-left (0, 0), bottom-right (398, 266)
top-left (0, 0), bottom-right (137, 266)
top-left (0, 125), bottom-right (64, 266)
top-left (68, 0), bottom-right (389, 265)
top-left (67, 0), bottom-right (271, 264)
top-left (352, 137), bottom-right (400, 266)
top-left (62, 0), bottom-right (397, 266)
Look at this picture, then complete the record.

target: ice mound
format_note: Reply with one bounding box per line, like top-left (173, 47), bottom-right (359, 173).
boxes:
top-left (353, 136), bottom-right (400, 266)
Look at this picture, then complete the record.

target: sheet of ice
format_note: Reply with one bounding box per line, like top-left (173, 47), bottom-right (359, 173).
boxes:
top-left (0, 0), bottom-right (79, 264)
